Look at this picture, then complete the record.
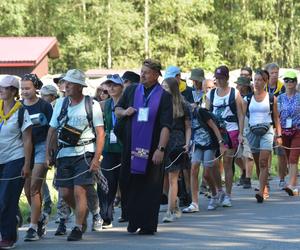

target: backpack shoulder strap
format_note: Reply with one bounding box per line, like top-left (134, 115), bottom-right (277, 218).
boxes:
top-left (269, 93), bottom-right (274, 125)
top-left (57, 97), bottom-right (70, 125)
top-left (245, 93), bottom-right (253, 118)
top-left (209, 88), bottom-right (216, 112)
top-left (228, 87), bottom-right (237, 115)
top-left (84, 95), bottom-right (96, 135)
top-left (18, 105), bottom-right (25, 129)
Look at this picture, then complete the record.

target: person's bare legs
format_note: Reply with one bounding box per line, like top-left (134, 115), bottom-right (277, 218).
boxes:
top-left (30, 164), bottom-right (48, 225)
top-left (74, 185), bottom-right (88, 226)
top-left (257, 151), bottom-right (271, 197)
top-left (190, 163), bottom-right (200, 204)
top-left (167, 170), bottom-right (180, 212)
top-left (223, 150), bottom-right (235, 195)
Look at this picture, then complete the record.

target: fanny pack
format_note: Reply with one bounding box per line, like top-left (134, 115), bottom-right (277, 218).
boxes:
top-left (250, 123), bottom-right (270, 136)
top-left (282, 128), bottom-right (297, 137)
top-left (58, 124), bottom-right (85, 146)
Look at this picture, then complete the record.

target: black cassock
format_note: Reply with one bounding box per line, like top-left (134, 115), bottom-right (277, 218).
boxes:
top-left (115, 83), bottom-right (173, 232)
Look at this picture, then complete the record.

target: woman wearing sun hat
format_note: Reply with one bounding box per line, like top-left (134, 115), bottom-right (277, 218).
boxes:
top-left (278, 70), bottom-right (300, 196)
top-left (0, 75), bottom-right (33, 249)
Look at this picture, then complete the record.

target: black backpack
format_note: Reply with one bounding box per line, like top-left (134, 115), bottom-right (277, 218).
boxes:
top-left (245, 93), bottom-right (274, 125)
top-left (18, 105), bottom-right (25, 129)
top-left (209, 88), bottom-right (238, 124)
top-left (57, 96), bottom-right (95, 135)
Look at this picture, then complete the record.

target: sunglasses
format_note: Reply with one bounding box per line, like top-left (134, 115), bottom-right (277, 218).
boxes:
top-left (100, 89), bottom-right (109, 95)
top-left (284, 78), bottom-right (296, 83)
top-left (107, 74), bottom-right (120, 79)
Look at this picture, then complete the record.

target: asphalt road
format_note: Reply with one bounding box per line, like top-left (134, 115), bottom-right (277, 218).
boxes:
top-left (17, 179), bottom-right (300, 250)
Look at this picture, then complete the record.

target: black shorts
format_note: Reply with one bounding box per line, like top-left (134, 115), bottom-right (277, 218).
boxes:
top-left (56, 152), bottom-right (95, 188)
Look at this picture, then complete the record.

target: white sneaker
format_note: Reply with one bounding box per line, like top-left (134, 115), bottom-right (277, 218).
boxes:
top-left (174, 207), bottom-right (182, 218)
top-left (182, 203), bottom-right (199, 213)
top-left (217, 190), bottom-right (225, 205)
top-left (207, 197), bottom-right (218, 210)
top-left (162, 211), bottom-right (176, 223)
top-left (222, 195), bottom-right (232, 207)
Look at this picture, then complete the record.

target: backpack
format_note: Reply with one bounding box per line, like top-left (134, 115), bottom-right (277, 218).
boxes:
top-left (18, 105), bottom-right (25, 129)
top-left (57, 95), bottom-right (95, 136)
top-left (209, 88), bottom-right (238, 124)
top-left (245, 93), bottom-right (274, 125)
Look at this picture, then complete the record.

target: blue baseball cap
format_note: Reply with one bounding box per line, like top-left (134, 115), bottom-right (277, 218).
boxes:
top-left (164, 66), bottom-right (181, 79)
top-left (106, 74), bottom-right (124, 85)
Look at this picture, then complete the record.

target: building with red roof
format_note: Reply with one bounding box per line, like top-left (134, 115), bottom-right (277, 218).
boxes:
top-left (0, 37), bottom-right (59, 77)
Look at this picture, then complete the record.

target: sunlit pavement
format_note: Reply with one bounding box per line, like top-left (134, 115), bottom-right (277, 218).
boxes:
top-left (17, 179), bottom-right (300, 250)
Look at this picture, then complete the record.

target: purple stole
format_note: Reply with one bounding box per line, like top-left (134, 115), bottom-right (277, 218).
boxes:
top-left (131, 83), bottom-right (163, 174)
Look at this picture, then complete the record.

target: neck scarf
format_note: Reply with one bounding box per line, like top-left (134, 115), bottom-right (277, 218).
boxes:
top-left (0, 100), bottom-right (22, 124)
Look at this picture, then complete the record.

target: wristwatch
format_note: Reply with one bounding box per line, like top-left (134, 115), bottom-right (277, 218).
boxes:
top-left (158, 146), bottom-right (165, 152)
top-left (218, 139), bottom-right (224, 144)
top-left (276, 135), bottom-right (282, 138)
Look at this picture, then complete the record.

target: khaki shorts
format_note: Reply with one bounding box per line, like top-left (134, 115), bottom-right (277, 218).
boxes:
top-left (236, 137), bottom-right (253, 160)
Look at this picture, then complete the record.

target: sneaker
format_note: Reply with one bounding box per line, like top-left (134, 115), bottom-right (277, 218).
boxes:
top-left (102, 221), bottom-right (113, 229)
top-left (55, 219), bottom-right (67, 236)
top-left (24, 228), bottom-right (39, 241)
top-left (237, 175), bottom-right (246, 186)
top-left (222, 195), bottom-right (232, 207)
top-left (199, 185), bottom-right (208, 194)
top-left (0, 239), bottom-right (15, 249)
top-left (284, 186), bottom-right (299, 196)
top-left (37, 213), bottom-right (48, 238)
top-left (43, 201), bottom-right (52, 216)
top-left (207, 197), bottom-right (218, 210)
top-left (243, 178), bottom-right (252, 189)
top-left (162, 211), bottom-right (176, 223)
top-left (67, 227), bottom-right (82, 241)
top-left (182, 203), bottom-right (199, 213)
top-left (217, 190), bottom-right (225, 205)
top-left (279, 179), bottom-right (286, 190)
top-left (174, 207), bottom-right (182, 219)
top-left (92, 214), bottom-right (103, 231)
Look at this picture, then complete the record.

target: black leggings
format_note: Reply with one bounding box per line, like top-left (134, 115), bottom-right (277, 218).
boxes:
top-left (97, 152), bottom-right (121, 223)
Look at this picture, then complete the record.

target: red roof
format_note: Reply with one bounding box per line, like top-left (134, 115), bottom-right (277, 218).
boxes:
top-left (0, 37), bottom-right (59, 67)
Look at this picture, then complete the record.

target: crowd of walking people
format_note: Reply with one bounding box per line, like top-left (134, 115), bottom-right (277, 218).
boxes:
top-left (0, 59), bottom-right (299, 249)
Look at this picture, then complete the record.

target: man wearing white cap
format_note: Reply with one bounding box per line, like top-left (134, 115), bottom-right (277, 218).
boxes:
top-left (46, 69), bottom-right (105, 241)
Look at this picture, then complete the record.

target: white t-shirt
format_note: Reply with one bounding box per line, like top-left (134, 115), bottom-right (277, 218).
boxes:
top-left (206, 88), bottom-right (239, 131)
top-left (0, 108), bottom-right (32, 164)
top-left (50, 96), bottom-right (104, 158)
top-left (246, 93), bottom-right (272, 127)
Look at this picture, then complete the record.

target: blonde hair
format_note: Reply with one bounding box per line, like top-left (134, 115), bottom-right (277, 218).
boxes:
top-left (163, 77), bottom-right (184, 118)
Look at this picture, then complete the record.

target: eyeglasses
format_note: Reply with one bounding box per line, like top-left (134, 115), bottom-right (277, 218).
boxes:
top-left (107, 74), bottom-right (120, 79)
top-left (284, 78), bottom-right (296, 83)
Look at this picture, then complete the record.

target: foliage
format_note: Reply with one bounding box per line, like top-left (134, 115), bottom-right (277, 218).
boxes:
top-left (1, 0), bottom-right (300, 72)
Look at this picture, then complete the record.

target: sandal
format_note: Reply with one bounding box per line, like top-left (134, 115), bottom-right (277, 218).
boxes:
top-left (284, 186), bottom-right (294, 196)
top-left (255, 193), bottom-right (264, 203)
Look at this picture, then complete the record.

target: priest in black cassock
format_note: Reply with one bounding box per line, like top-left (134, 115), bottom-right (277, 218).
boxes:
top-left (115, 59), bottom-right (173, 235)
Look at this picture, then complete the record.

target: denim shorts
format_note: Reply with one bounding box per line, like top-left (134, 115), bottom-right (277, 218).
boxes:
top-left (56, 152), bottom-right (95, 187)
top-left (246, 127), bottom-right (274, 153)
top-left (34, 141), bottom-right (47, 164)
top-left (191, 148), bottom-right (216, 168)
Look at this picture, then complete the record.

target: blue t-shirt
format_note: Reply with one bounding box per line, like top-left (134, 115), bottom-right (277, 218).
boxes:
top-left (23, 98), bottom-right (53, 144)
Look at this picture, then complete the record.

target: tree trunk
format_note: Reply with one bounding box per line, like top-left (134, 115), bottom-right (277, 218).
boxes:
top-left (107, 1), bottom-right (112, 69)
top-left (144, 0), bottom-right (150, 58)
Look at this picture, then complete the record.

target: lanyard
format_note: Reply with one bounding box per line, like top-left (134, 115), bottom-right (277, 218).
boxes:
top-left (142, 84), bottom-right (158, 107)
top-left (111, 100), bottom-right (117, 128)
top-left (0, 120), bottom-right (4, 132)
